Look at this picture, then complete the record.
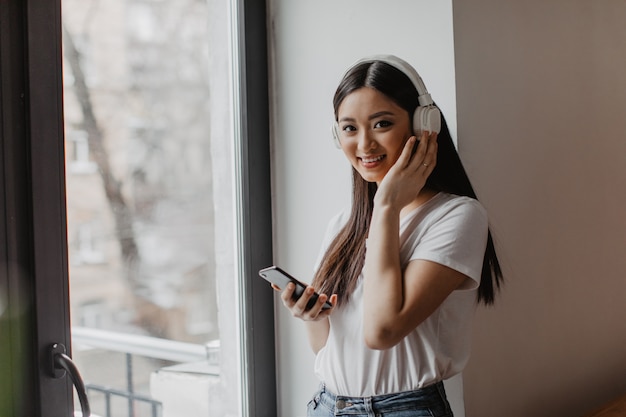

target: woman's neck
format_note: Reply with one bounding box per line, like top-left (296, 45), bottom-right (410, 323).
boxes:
top-left (399, 188), bottom-right (439, 219)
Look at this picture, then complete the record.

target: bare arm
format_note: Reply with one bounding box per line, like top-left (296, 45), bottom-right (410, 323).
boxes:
top-left (362, 239), bottom-right (466, 349)
top-left (305, 319), bottom-right (330, 354)
top-left (362, 132), bottom-right (465, 350)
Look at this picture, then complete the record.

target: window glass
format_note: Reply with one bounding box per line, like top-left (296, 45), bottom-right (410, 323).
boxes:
top-left (62, 0), bottom-right (241, 415)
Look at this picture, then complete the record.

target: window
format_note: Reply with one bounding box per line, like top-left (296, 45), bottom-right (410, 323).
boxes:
top-left (0, 0), bottom-right (275, 415)
top-left (67, 130), bottom-right (98, 174)
top-left (62, 0), bottom-right (274, 415)
top-left (73, 222), bottom-right (106, 265)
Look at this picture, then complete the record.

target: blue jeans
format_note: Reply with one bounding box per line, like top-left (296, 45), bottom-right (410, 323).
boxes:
top-left (306, 382), bottom-right (453, 417)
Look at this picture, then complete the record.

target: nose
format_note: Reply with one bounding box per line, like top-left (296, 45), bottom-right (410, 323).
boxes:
top-left (357, 130), bottom-right (377, 152)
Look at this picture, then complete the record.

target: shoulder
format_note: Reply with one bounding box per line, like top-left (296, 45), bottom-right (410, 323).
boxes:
top-left (428, 193), bottom-right (488, 228)
top-left (314, 208), bottom-right (351, 271)
top-left (319, 208), bottom-right (350, 249)
top-left (433, 192), bottom-right (486, 215)
top-left (406, 193), bottom-right (489, 285)
top-left (407, 193), bottom-right (489, 258)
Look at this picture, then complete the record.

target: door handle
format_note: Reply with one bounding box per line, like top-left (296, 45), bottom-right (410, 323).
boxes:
top-left (50, 343), bottom-right (91, 417)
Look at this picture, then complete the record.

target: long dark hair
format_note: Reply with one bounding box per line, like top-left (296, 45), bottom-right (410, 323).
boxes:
top-left (312, 60), bottom-right (503, 305)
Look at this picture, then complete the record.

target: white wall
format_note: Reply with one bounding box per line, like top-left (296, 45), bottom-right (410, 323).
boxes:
top-left (267, 1), bottom-right (458, 416)
top-left (453, 1), bottom-right (626, 416)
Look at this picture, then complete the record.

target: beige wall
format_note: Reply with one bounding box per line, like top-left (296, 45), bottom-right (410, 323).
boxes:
top-left (453, 1), bottom-right (626, 415)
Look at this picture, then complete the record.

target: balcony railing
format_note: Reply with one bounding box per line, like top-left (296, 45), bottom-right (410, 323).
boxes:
top-left (72, 327), bottom-right (217, 417)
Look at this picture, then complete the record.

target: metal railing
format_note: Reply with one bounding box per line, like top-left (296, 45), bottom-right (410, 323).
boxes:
top-left (72, 327), bottom-right (211, 417)
top-left (86, 382), bottom-right (161, 417)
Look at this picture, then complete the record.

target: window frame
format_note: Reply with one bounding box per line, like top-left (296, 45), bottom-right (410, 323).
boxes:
top-left (232, 0), bottom-right (277, 415)
top-left (0, 0), bottom-right (276, 415)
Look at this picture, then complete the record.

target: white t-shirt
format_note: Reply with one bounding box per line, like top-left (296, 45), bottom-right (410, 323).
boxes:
top-left (313, 192), bottom-right (489, 397)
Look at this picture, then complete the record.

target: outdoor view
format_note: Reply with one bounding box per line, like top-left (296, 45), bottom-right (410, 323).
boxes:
top-left (62, 0), bottom-right (240, 415)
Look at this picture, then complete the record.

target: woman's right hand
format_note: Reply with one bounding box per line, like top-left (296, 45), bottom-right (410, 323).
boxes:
top-left (271, 283), bottom-right (337, 321)
top-left (374, 131), bottom-right (438, 211)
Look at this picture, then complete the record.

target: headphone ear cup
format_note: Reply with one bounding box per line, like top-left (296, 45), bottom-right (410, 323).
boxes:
top-left (413, 106), bottom-right (441, 136)
top-left (331, 122), bottom-right (342, 148)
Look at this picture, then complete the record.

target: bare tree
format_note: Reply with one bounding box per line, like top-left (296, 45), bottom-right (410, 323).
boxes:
top-left (63, 25), bottom-right (141, 291)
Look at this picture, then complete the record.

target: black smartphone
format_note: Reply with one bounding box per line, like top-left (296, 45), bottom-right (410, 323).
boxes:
top-left (258, 265), bottom-right (332, 311)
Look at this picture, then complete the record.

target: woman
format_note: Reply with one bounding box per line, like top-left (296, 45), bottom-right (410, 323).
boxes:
top-left (275, 55), bottom-right (503, 417)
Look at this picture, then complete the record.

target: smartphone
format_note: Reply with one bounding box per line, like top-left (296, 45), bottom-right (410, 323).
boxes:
top-left (258, 265), bottom-right (332, 311)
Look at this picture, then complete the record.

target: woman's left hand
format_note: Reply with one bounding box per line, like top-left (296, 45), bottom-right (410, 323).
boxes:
top-left (375, 131), bottom-right (438, 209)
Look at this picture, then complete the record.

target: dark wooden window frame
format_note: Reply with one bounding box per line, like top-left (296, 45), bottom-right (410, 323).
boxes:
top-left (0, 0), bottom-right (275, 415)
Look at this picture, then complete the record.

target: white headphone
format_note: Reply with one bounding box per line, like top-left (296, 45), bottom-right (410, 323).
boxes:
top-left (332, 55), bottom-right (441, 149)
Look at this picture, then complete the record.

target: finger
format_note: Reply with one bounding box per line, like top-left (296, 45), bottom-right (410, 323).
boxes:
top-left (329, 293), bottom-right (338, 306)
top-left (399, 136), bottom-right (418, 164)
top-left (413, 131), bottom-right (431, 159)
top-left (316, 294), bottom-right (338, 318)
top-left (303, 292), bottom-right (329, 318)
top-left (399, 135), bottom-right (427, 170)
top-left (280, 282), bottom-right (297, 306)
top-left (408, 131), bottom-right (430, 170)
top-left (294, 285), bottom-right (316, 313)
top-left (316, 292), bottom-right (329, 307)
top-left (419, 132), bottom-right (438, 170)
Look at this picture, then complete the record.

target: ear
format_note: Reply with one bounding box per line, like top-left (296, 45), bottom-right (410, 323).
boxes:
top-left (331, 122), bottom-right (341, 149)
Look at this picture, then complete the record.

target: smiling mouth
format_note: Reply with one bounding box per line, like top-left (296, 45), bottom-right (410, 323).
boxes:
top-left (360, 155), bottom-right (385, 164)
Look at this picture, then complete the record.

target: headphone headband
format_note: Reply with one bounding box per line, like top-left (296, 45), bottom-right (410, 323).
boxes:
top-left (332, 55), bottom-right (441, 148)
top-left (344, 54), bottom-right (434, 107)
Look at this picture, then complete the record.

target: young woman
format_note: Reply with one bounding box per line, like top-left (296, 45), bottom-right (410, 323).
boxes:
top-left (274, 55), bottom-right (503, 417)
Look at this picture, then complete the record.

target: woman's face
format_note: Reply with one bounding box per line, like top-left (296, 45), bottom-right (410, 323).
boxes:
top-left (336, 87), bottom-right (412, 184)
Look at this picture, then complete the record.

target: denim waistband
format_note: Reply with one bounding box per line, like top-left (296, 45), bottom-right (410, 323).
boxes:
top-left (309, 381), bottom-right (452, 416)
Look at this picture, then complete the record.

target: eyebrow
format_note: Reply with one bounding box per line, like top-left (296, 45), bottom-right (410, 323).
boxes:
top-left (338, 111), bottom-right (396, 124)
